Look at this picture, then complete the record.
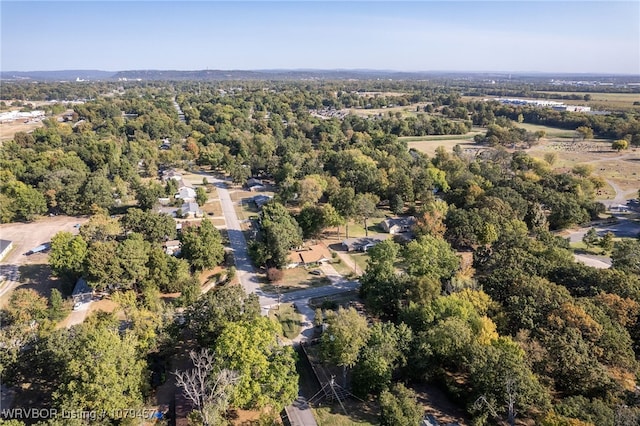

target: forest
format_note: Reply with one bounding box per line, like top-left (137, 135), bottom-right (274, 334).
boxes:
top-left (1, 78), bottom-right (640, 425)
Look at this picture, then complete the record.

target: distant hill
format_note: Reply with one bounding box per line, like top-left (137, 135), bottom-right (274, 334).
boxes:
top-left (1, 69), bottom-right (638, 83)
top-left (1, 70), bottom-right (116, 81)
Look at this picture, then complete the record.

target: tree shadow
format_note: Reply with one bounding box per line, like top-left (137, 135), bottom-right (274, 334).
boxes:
top-left (18, 263), bottom-right (70, 297)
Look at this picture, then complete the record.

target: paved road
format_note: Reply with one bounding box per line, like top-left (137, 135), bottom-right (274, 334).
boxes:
top-left (573, 254), bottom-right (612, 269)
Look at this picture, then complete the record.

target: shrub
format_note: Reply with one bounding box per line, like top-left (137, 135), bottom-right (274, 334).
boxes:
top-left (267, 267), bottom-right (284, 283)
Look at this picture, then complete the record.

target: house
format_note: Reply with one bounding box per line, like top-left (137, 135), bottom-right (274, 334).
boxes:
top-left (287, 244), bottom-right (332, 268)
top-left (175, 186), bottom-right (197, 202)
top-left (253, 194), bottom-right (273, 209)
top-left (157, 202), bottom-right (202, 219)
top-left (0, 239), bottom-right (13, 261)
top-left (342, 237), bottom-right (383, 252)
top-left (246, 178), bottom-right (266, 192)
top-left (161, 168), bottom-right (183, 182)
top-left (181, 202), bottom-right (202, 218)
top-left (380, 216), bottom-right (416, 234)
top-left (163, 240), bottom-right (181, 256)
top-left (72, 277), bottom-right (93, 305)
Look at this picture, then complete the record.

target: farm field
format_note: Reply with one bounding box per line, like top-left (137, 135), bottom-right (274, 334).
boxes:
top-left (527, 140), bottom-right (640, 201)
top-left (534, 91), bottom-right (640, 110)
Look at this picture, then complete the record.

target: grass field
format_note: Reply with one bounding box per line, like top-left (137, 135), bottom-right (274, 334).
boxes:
top-left (514, 122), bottom-right (576, 138)
top-left (268, 303), bottom-right (302, 339)
top-left (534, 91), bottom-right (640, 110)
top-left (261, 267), bottom-right (330, 294)
top-left (313, 405), bottom-right (378, 426)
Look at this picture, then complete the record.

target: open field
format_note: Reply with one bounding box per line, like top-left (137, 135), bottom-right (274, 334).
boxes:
top-left (514, 122), bottom-right (576, 138)
top-left (407, 139), bottom-right (478, 156)
top-left (0, 119), bottom-right (46, 142)
top-left (527, 140), bottom-right (640, 200)
top-left (534, 91), bottom-right (640, 110)
top-left (261, 267), bottom-right (330, 294)
top-left (348, 103), bottom-right (428, 118)
top-left (268, 302), bottom-right (302, 339)
top-left (462, 92), bottom-right (640, 110)
top-left (0, 215), bottom-right (89, 305)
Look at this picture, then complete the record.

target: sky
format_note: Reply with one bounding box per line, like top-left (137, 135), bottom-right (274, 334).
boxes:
top-left (1, 1), bottom-right (639, 74)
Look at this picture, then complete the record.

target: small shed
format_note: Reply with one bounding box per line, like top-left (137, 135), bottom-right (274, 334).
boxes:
top-left (0, 240), bottom-right (13, 261)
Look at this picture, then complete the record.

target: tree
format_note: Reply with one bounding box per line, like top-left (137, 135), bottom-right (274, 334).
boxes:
top-left (134, 181), bottom-right (163, 211)
top-left (52, 315), bottom-right (146, 420)
top-left (352, 322), bottom-right (412, 397)
top-left (612, 139), bottom-right (629, 152)
top-left (355, 193), bottom-right (379, 237)
top-left (259, 202), bottom-right (303, 268)
top-left (297, 204), bottom-right (326, 240)
top-left (120, 208), bottom-right (176, 242)
top-left (360, 240), bottom-right (405, 319)
top-left (330, 187), bottom-right (357, 238)
top-left (49, 231), bottom-right (88, 282)
top-left (83, 240), bottom-right (121, 291)
top-left (116, 233), bottom-right (149, 289)
top-left (174, 349), bottom-right (239, 426)
top-left (575, 126), bottom-right (593, 141)
top-left (214, 317), bottom-right (298, 409)
top-left (5, 289), bottom-right (48, 325)
top-left (611, 239), bottom-right (640, 275)
top-left (196, 186), bottom-right (208, 206)
top-left (81, 170), bottom-right (113, 211)
top-left (403, 235), bottom-right (460, 280)
top-left (321, 307), bottom-right (370, 385)
top-left (379, 383), bottom-right (423, 426)
top-left (322, 203), bottom-right (344, 238)
top-left (180, 218), bottom-right (224, 271)
top-left (582, 228), bottom-right (599, 249)
top-left (79, 213), bottom-right (122, 242)
top-left (599, 231), bottom-right (614, 252)
top-left (186, 284), bottom-right (260, 346)
top-left (297, 176), bottom-right (324, 205)
top-left (2, 181), bottom-right (47, 221)
top-left (48, 288), bottom-right (67, 322)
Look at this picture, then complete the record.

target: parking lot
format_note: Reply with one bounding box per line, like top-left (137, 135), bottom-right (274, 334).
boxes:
top-left (0, 215), bottom-right (88, 305)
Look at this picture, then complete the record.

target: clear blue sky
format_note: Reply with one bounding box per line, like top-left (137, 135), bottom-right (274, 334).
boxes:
top-left (2, 1), bottom-right (639, 74)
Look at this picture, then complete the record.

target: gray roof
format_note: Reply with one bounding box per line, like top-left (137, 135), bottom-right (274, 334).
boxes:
top-left (0, 239), bottom-right (11, 252)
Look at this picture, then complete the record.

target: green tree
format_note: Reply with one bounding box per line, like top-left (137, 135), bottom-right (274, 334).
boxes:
top-left (79, 213), bottom-right (122, 242)
top-left (48, 288), bottom-right (68, 322)
top-left (360, 240), bottom-right (405, 320)
top-left (81, 170), bottom-right (113, 211)
top-left (612, 139), bottom-right (629, 151)
top-left (321, 307), bottom-right (370, 386)
top-left (52, 315), bottom-right (146, 420)
top-left (355, 193), bottom-right (379, 237)
top-left (352, 322), bottom-right (412, 397)
top-left (120, 208), bottom-right (176, 242)
top-left (214, 317), bottom-right (298, 409)
top-left (134, 181), bottom-right (163, 211)
top-left (329, 187), bottom-right (357, 238)
top-left (403, 235), bottom-right (460, 280)
top-left (582, 228), bottom-right (599, 249)
top-left (186, 284), bottom-right (260, 346)
top-left (379, 383), bottom-right (423, 426)
top-left (5, 289), bottom-right (48, 325)
top-left (2, 181), bottom-right (47, 221)
top-left (575, 126), bottom-right (593, 140)
top-left (259, 202), bottom-right (303, 268)
top-left (297, 205), bottom-right (326, 240)
top-left (599, 231), bottom-right (614, 252)
top-left (611, 239), bottom-right (640, 275)
top-left (116, 233), bottom-right (150, 289)
top-left (180, 218), bottom-right (224, 271)
top-left (49, 231), bottom-right (88, 282)
top-left (195, 186), bottom-right (208, 206)
top-left (83, 240), bottom-right (121, 291)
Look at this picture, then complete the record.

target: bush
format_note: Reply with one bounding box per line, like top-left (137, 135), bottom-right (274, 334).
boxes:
top-left (321, 300), bottom-right (338, 310)
top-left (267, 267), bottom-right (284, 283)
